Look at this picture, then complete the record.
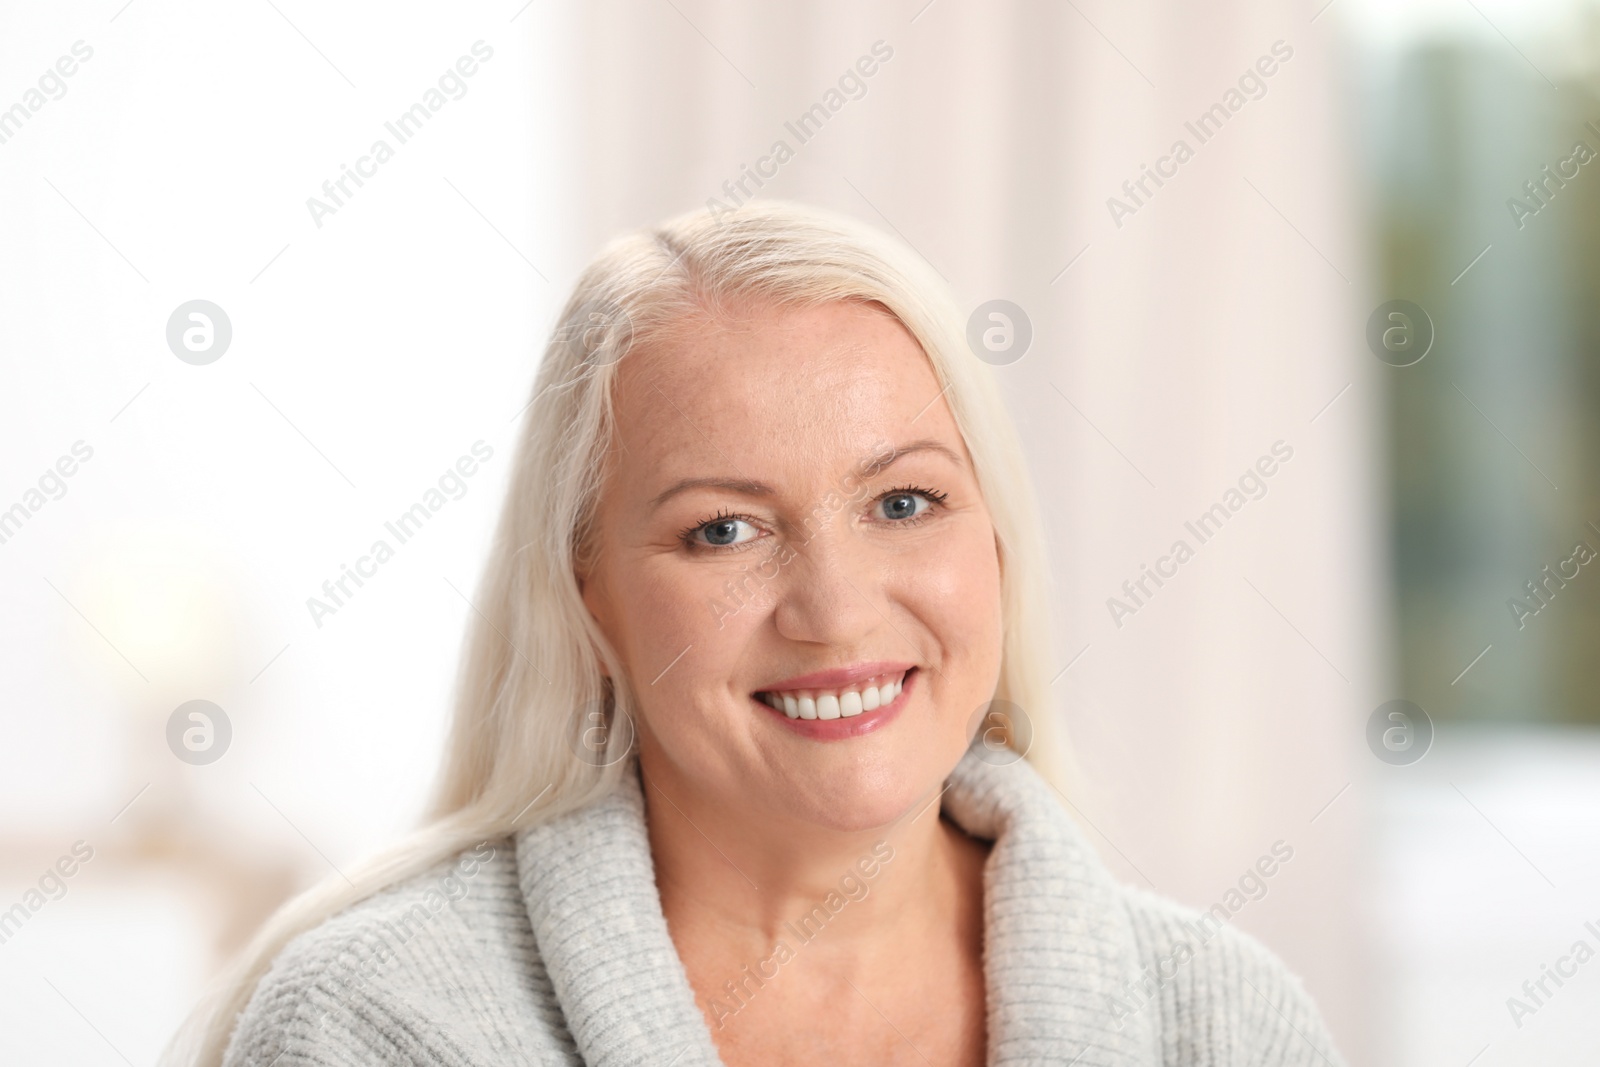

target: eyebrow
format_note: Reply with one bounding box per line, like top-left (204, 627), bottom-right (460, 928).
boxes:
top-left (646, 438), bottom-right (966, 512)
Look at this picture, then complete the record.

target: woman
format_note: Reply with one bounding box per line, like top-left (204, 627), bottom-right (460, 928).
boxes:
top-left (166, 201), bottom-right (1345, 1066)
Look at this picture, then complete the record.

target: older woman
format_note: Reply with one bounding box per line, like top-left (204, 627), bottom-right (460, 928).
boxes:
top-left (166, 201), bottom-right (1344, 1067)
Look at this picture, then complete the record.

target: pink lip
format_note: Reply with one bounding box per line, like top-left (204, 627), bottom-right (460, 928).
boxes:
top-left (752, 667), bottom-right (917, 741)
top-left (755, 660), bottom-right (916, 693)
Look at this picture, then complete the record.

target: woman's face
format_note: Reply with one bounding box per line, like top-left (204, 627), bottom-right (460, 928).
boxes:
top-left (578, 299), bottom-right (1004, 832)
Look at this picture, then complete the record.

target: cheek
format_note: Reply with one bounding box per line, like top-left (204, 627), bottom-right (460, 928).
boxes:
top-left (610, 566), bottom-right (710, 678)
top-left (917, 526), bottom-right (1006, 719)
top-left (607, 559), bottom-right (766, 738)
top-left (914, 527), bottom-right (1004, 647)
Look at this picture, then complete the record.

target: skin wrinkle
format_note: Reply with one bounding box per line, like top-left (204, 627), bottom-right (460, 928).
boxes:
top-left (575, 299), bottom-right (998, 1066)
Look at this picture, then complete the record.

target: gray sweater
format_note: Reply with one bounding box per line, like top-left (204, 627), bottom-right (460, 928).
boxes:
top-left (222, 746), bottom-right (1346, 1066)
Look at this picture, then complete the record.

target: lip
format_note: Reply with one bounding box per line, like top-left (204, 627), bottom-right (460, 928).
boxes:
top-left (752, 667), bottom-right (917, 741)
top-left (754, 660), bottom-right (916, 693)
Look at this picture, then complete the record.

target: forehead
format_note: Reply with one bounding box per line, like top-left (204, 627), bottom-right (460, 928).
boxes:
top-left (607, 300), bottom-right (956, 491)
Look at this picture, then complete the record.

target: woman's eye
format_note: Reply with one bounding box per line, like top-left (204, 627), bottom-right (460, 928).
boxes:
top-left (876, 492), bottom-right (932, 522)
top-left (694, 517), bottom-right (759, 547)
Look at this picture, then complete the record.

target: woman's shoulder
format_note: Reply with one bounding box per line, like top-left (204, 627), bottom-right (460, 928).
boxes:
top-left (221, 837), bottom-right (573, 1066)
top-left (950, 750), bottom-right (1344, 1061)
top-left (1110, 882), bottom-right (1347, 1065)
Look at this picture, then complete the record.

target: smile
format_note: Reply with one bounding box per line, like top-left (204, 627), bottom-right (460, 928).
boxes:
top-left (756, 668), bottom-right (909, 719)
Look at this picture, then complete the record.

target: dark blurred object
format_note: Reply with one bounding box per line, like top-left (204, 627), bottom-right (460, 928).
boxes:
top-left (1369, 37), bottom-right (1600, 724)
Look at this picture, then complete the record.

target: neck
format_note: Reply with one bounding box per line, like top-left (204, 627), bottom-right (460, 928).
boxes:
top-left (639, 748), bottom-right (989, 973)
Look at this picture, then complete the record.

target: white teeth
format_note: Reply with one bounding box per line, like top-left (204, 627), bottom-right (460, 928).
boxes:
top-left (758, 670), bottom-right (909, 721)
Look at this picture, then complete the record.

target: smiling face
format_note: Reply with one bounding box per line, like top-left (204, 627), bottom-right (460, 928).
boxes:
top-left (577, 298), bottom-right (1004, 833)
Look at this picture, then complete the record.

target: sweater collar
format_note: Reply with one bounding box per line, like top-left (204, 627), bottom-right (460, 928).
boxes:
top-left (515, 745), bottom-right (1158, 1066)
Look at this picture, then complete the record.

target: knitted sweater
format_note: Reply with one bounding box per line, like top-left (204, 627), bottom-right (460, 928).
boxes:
top-left (221, 746), bottom-right (1346, 1066)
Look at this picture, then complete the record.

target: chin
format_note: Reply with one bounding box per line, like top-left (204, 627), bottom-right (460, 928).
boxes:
top-left (763, 741), bottom-right (961, 834)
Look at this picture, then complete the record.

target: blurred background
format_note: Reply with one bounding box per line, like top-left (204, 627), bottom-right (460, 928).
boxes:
top-left (2, 0), bottom-right (1597, 1063)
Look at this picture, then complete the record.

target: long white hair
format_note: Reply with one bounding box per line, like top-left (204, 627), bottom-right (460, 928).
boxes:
top-left (162, 199), bottom-right (1066, 1066)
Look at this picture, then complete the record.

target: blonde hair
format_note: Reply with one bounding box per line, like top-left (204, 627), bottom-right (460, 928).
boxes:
top-left (163, 199), bottom-right (1066, 1066)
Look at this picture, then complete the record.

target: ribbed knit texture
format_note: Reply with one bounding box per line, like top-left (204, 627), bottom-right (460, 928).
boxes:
top-left (222, 747), bottom-right (1346, 1066)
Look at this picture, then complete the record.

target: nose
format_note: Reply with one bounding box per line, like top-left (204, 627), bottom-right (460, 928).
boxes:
top-left (770, 520), bottom-right (888, 650)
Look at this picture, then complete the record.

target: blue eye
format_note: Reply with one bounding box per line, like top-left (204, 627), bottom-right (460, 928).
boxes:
top-left (877, 491), bottom-right (932, 521)
top-left (692, 514), bottom-right (758, 548)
